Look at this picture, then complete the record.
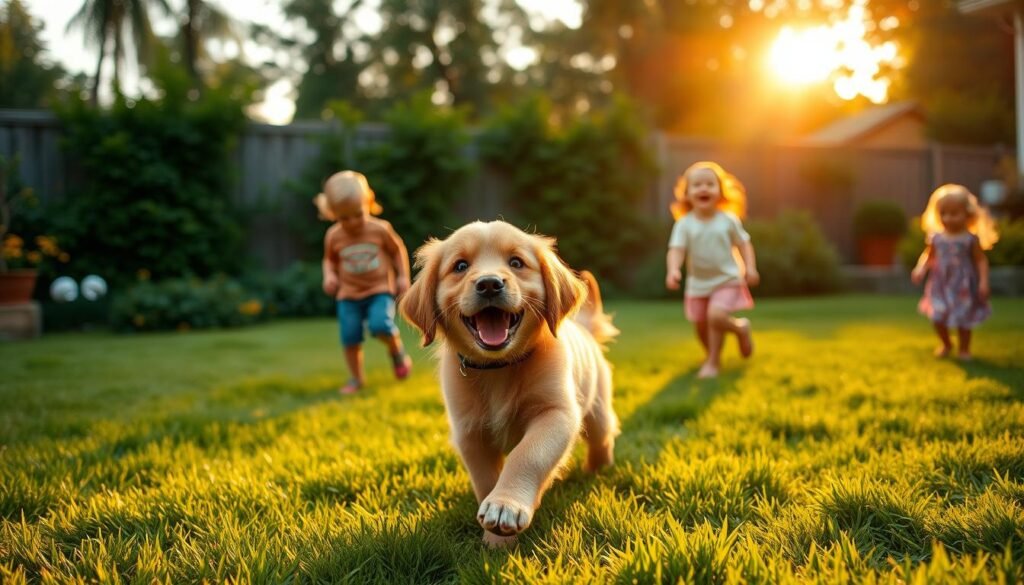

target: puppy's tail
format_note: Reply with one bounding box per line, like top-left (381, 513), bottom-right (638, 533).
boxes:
top-left (576, 270), bottom-right (619, 347)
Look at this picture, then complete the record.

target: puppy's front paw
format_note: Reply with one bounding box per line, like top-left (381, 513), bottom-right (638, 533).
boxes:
top-left (477, 494), bottom-right (533, 536)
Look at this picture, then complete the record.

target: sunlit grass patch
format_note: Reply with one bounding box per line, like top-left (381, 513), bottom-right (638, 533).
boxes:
top-left (1, 296), bottom-right (1022, 583)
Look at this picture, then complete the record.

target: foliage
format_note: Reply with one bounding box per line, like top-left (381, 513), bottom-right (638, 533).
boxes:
top-left (924, 90), bottom-right (1014, 146)
top-left (66, 0), bottom-right (172, 102)
top-left (901, 217), bottom-right (1024, 269)
top-left (853, 200), bottom-right (907, 239)
top-left (109, 274), bottom-right (265, 332)
top-left (288, 94), bottom-right (472, 260)
top-left (243, 261), bottom-right (334, 318)
top-left (745, 211), bottom-right (843, 296)
top-left (1, 298), bottom-right (1023, 582)
top-left (479, 94), bottom-right (659, 289)
top-left (1, 234), bottom-right (67, 272)
top-left (0, 0), bottom-right (65, 108)
top-left (52, 66), bottom-right (247, 288)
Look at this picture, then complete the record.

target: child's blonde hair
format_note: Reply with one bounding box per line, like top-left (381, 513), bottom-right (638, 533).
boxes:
top-left (920, 183), bottom-right (999, 250)
top-left (312, 170), bottom-right (383, 221)
top-left (670, 161), bottom-right (747, 220)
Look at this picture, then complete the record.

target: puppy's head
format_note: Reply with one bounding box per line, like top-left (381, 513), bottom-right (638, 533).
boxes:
top-left (399, 221), bottom-right (586, 361)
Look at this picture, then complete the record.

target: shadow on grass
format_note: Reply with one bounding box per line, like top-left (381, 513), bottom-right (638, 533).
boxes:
top-left (957, 358), bottom-right (1024, 400)
top-left (617, 366), bottom-right (742, 463)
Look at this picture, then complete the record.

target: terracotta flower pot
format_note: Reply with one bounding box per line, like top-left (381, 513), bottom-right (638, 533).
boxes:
top-left (0, 270), bottom-right (39, 305)
top-left (857, 237), bottom-right (899, 267)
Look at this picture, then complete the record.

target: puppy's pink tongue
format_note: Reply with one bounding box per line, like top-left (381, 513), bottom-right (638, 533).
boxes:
top-left (475, 311), bottom-right (511, 346)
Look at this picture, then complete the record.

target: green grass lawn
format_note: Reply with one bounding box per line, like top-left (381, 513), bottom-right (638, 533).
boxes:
top-left (1, 296), bottom-right (1023, 583)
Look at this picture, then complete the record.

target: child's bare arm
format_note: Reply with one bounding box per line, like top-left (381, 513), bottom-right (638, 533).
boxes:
top-left (911, 244), bottom-right (932, 285)
top-left (391, 238), bottom-right (411, 296)
top-left (322, 227), bottom-right (340, 296)
top-left (739, 241), bottom-right (759, 286)
top-left (972, 239), bottom-right (990, 301)
top-left (666, 247), bottom-right (685, 290)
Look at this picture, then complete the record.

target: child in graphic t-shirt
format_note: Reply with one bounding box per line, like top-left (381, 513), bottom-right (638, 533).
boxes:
top-left (315, 171), bottom-right (413, 394)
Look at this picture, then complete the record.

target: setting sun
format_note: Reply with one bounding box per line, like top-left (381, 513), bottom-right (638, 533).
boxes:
top-left (767, 5), bottom-right (900, 103)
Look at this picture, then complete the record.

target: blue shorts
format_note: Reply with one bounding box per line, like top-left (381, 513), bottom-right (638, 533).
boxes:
top-left (337, 293), bottom-right (398, 347)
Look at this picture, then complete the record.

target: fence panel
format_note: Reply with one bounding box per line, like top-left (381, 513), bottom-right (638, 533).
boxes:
top-left (0, 110), bottom-right (1010, 268)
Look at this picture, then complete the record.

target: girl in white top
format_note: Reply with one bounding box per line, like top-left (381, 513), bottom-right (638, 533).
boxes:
top-left (665, 162), bottom-right (759, 379)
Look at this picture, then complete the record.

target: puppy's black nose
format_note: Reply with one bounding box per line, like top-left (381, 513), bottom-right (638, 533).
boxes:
top-left (475, 276), bottom-right (505, 298)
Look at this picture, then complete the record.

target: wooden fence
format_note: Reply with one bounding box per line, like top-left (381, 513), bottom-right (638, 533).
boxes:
top-left (0, 108), bottom-right (1008, 267)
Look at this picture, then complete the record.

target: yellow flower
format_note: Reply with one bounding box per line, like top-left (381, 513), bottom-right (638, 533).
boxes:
top-left (5, 247), bottom-right (22, 259)
top-left (58, 252), bottom-right (70, 263)
top-left (177, 322), bottom-right (191, 332)
top-left (137, 269), bottom-right (151, 281)
top-left (35, 236), bottom-right (60, 256)
top-left (133, 314), bottom-right (146, 327)
top-left (238, 299), bottom-right (263, 316)
top-left (4, 235), bottom-right (23, 250)
top-left (26, 251), bottom-right (42, 264)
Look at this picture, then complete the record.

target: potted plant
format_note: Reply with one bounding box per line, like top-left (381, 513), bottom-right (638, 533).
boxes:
top-left (0, 157), bottom-right (68, 305)
top-left (853, 200), bottom-right (906, 266)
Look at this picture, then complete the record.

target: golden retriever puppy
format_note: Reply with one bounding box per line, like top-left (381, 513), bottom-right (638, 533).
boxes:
top-left (399, 220), bottom-right (619, 546)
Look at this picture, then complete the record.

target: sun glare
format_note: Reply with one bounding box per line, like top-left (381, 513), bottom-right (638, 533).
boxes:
top-left (767, 4), bottom-right (899, 103)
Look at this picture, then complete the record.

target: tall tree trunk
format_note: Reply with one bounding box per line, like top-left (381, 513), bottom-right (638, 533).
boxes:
top-left (91, 34), bottom-right (107, 105)
top-left (184, 0), bottom-right (201, 92)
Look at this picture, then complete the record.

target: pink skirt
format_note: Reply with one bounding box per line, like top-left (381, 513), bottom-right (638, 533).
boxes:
top-left (684, 283), bottom-right (754, 322)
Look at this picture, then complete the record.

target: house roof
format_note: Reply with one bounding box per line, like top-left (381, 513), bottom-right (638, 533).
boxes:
top-left (802, 101), bottom-right (923, 146)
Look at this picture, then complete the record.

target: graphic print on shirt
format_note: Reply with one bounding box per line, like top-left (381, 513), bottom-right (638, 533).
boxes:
top-left (340, 242), bottom-right (381, 274)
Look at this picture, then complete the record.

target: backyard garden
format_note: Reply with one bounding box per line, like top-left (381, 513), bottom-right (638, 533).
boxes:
top-left (1, 296), bottom-right (1023, 582)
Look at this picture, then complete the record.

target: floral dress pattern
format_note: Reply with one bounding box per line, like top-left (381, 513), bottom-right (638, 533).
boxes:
top-left (918, 232), bottom-right (990, 328)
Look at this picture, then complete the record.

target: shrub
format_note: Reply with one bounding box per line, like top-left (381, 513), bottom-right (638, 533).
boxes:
top-left (853, 200), bottom-right (906, 239)
top-left (109, 276), bottom-right (266, 332)
top-left (243, 262), bottom-right (334, 318)
top-left (52, 65), bottom-right (248, 288)
top-left (479, 94), bottom-right (659, 289)
top-left (745, 212), bottom-right (843, 296)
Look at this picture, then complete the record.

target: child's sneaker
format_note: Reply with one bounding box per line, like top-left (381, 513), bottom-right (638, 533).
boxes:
top-left (339, 379), bottom-right (361, 395)
top-left (392, 351), bottom-right (412, 380)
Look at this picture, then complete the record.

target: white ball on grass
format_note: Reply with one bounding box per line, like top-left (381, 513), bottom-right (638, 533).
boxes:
top-left (50, 276), bottom-right (78, 303)
top-left (80, 275), bottom-right (108, 301)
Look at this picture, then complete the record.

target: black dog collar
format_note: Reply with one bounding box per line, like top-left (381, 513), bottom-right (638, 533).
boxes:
top-left (458, 350), bottom-right (535, 376)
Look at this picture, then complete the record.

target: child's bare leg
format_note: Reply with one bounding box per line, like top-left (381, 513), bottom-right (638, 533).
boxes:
top-left (376, 333), bottom-right (412, 379)
top-left (957, 328), bottom-right (972, 360)
top-left (933, 323), bottom-right (952, 357)
top-left (341, 344), bottom-right (365, 393)
top-left (700, 309), bottom-right (752, 378)
top-left (700, 309), bottom-right (733, 378)
top-left (694, 320), bottom-right (709, 354)
top-left (378, 332), bottom-right (402, 354)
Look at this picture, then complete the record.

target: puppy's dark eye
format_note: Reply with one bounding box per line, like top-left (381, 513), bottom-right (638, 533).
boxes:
top-left (454, 260), bottom-right (469, 273)
top-left (509, 256), bottom-right (525, 269)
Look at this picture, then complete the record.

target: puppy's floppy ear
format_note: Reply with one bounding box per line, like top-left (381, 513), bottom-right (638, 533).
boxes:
top-left (399, 238), bottom-right (443, 346)
top-left (537, 237), bottom-right (587, 336)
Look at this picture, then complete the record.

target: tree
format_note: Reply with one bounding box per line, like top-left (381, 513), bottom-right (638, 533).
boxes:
top-left (179, 0), bottom-right (239, 92)
top-left (0, 0), bottom-right (64, 108)
top-left (66, 0), bottom-right (171, 104)
top-left (369, 0), bottom-right (527, 115)
top-left (283, 0), bottom-right (370, 120)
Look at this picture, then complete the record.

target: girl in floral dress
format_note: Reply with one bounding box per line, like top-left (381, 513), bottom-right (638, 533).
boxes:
top-left (911, 184), bottom-right (999, 360)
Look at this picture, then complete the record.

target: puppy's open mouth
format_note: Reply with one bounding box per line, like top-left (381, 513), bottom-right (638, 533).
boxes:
top-left (462, 307), bottom-right (524, 350)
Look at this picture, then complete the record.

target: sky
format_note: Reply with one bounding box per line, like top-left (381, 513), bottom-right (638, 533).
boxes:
top-left (27, 0), bottom-right (584, 124)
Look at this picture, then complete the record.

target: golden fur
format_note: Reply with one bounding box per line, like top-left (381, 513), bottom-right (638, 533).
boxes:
top-left (399, 220), bottom-right (619, 546)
